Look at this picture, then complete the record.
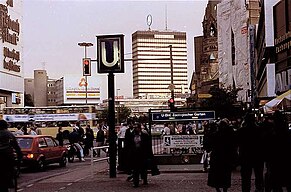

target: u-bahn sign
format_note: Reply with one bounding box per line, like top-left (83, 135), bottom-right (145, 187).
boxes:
top-left (151, 111), bottom-right (215, 122)
top-left (97, 34), bottom-right (124, 73)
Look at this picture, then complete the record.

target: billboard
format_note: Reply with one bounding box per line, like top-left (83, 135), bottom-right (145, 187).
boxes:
top-left (0, 0), bottom-right (24, 93)
top-left (63, 75), bottom-right (101, 104)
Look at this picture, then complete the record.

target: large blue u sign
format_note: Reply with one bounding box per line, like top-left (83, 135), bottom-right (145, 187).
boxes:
top-left (97, 34), bottom-right (124, 73)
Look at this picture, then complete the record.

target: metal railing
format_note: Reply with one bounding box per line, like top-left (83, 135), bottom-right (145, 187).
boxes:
top-left (90, 145), bottom-right (109, 177)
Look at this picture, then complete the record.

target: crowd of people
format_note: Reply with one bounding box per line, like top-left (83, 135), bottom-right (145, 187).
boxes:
top-left (203, 110), bottom-right (291, 192)
top-left (1, 110), bottom-right (290, 191)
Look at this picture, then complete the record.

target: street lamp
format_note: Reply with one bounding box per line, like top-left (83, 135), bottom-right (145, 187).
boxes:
top-left (78, 42), bottom-right (93, 105)
top-left (116, 88), bottom-right (120, 125)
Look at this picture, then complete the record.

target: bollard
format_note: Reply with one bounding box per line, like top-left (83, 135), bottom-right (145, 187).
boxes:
top-left (91, 147), bottom-right (94, 178)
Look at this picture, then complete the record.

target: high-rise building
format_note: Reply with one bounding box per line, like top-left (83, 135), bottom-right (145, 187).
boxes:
top-left (132, 30), bottom-right (188, 99)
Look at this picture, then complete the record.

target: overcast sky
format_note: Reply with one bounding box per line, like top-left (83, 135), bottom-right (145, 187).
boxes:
top-left (23, 0), bottom-right (208, 98)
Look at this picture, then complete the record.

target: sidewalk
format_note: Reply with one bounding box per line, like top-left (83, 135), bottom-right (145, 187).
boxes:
top-left (58, 164), bottom-right (243, 192)
top-left (19, 163), bottom-right (247, 192)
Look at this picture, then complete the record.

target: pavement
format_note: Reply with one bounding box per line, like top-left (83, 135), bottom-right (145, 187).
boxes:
top-left (18, 163), bottom-right (250, 192)
top-left (59, 164), bottom-right (244, 192)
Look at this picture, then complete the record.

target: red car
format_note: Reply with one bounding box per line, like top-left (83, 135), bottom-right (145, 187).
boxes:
top-left (16, 135), bottom-right (67, 171)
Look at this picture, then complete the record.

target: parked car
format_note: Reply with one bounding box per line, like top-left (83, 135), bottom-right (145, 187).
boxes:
top-left (16, 135), bottom-right (68, 171)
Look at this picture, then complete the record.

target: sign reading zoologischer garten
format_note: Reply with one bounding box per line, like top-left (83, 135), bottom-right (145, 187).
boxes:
top-left (152, 111), bottom-right (215, 121)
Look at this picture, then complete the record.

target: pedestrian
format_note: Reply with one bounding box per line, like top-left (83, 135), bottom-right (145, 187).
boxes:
top-left (124, 122), bottom-right (135, 181)
top-left (13, 125), bottom-right (24, 136)
top-left (266, 111), bottom-right (291, 192)
top-left (237, 112), bottom-right (265, 192)
top-left (96, 124), bottom-right (105, 157)
top-left (128, 123), bottom-right (152, 187)
top-left (181, 123), bottom-right (187, 135)
top-left (68, 128), bottom-right (85, 162)
top-left (56, 126), bottom-right (64, 146)
top-left (22, 125), bottom-right (28, 135)
top-left (29, 126), bottom-right (37, 135)
top-left (117, 122), bottom-right (128, 171)
top-left (202, 121), bottom-right (217, 172)
top-left (162, 123), bottom-right (170, 135)
top-left (84, 126), bottom-right (94, 157)
top-left (0, 120), bottom-right (23, 192)
top-left (207, 119), bottom-right (237, 192)
top-left (75, 122), bottom-right (84, 142)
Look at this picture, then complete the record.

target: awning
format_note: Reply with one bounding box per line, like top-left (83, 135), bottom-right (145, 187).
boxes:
top-left (264, 90), bottom-right (291, 113)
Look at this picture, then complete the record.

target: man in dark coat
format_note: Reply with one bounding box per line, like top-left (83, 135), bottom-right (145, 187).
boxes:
top-left (128, 123), bottom-right (152, 187)
top-left (237, 112), bottom-right (265, 192)
top-left (0, 120), bottom-right (22, 192)
top-left (207, 119), bottom-right (237, 192)
top-left (266, 111), bottom-right (291, 191)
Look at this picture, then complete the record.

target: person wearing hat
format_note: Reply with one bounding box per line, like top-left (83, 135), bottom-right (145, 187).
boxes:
top-left (0, 120), bottom-right (22, 192)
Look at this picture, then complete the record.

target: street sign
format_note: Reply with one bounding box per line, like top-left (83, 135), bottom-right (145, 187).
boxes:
top-left (97, 34), bottom-right (124, 73)
top-left (151, 111), bottom-right (215, 121)
top-left (198, 93), bottom-right (212, 98)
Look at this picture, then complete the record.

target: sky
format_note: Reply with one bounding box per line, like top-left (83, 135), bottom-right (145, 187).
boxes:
top-left (23, 0), bottom-right (208, 98)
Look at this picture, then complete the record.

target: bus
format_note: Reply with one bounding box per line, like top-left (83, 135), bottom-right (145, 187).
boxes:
top-left (0, 105), bottom-right (98, 136)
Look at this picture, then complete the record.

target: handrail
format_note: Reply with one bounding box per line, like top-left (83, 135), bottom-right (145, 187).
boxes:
top-left (90, 145), bottom-right (109, 178)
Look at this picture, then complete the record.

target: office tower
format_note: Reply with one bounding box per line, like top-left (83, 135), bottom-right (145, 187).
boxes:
top-left (132, 30), bottom-right (188, 99)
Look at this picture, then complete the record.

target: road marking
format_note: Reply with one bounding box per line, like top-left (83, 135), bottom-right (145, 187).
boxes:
top-left (59, 187), bottom-right (66, 190)
top-left (67, 183), bottom-right (73, 186)
top-left (26, 184), bottom-right (34, 188)
top-left (17, 189), bottom-right (24, 192)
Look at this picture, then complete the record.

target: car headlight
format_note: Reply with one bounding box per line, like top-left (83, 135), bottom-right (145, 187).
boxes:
top-left (27, 154), bottom-right (34, 159)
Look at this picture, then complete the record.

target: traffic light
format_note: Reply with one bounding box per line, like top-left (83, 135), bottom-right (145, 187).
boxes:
top-left (168, 98), bottom-right (176, 112)
top-left (83, 58), bottom-right (91, 76)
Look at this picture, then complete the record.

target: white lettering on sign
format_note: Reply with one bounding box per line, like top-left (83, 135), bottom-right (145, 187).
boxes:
top-left (101, 41), bottom-right (119, 67)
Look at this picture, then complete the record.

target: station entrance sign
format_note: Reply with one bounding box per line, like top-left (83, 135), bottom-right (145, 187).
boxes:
top-left (151, 111), bottom-right (215, 122)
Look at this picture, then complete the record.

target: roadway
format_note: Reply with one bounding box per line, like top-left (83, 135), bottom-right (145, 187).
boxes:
top-left (16, 156), bottom-right (257, 192)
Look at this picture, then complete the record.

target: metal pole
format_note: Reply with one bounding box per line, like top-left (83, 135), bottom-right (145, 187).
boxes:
top-left (169, 45), bottom-right (174, 99)
top-left (108, 72), bottom-right (116, 178)
top-left (84, 46), bottom-right (88, 105)
top-left (116, 88), bottom-right (120, 125)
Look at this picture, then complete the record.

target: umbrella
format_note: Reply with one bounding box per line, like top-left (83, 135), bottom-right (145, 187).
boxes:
top-left (264, 90), bottom-right (291, 113)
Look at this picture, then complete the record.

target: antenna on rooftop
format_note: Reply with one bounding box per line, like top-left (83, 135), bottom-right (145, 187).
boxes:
top-left (165, 4), bottom-right (168, 30)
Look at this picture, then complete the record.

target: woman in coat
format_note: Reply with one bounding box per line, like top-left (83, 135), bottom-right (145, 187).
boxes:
top-left (207, 119), bottom-right (237, 192)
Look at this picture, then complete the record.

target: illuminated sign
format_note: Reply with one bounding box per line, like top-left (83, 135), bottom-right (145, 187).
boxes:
top-left (151, 111), bottom-right (215, 121)
top-left (97, 34), bottom-right (124, 73)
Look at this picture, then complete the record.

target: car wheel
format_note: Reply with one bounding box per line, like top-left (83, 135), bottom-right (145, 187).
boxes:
top-left (59, 155), bottom-right (67, 167)
top-left (37, 158), bottom-right (45, 171)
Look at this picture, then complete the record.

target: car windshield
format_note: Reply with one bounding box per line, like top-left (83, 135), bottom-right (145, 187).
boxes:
top-left (16, 138), bottom-right (33, 149)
